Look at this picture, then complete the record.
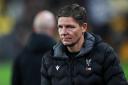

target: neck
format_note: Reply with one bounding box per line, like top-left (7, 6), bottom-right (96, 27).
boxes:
top-left (67, 36), bottom-right (84, 53)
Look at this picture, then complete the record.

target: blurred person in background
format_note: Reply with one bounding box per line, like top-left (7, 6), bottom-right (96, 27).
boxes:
top-left (0, 0), bottom-right (84, 60)
top-left (12, 10), bottom-right (56, 85)
top-left (41, 4), bottom-right (128, 85)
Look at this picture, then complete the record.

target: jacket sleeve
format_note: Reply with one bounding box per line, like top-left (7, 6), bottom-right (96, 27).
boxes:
top-left (41, 56), bottom-right (51, 85)
top-left (103, 46), bottom-right (128, 85)
top-left (11, 57), bottom-right (22, 85)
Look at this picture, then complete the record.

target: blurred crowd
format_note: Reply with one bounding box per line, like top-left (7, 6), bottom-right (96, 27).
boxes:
top-left (0, 0), bottom-right (128, 61)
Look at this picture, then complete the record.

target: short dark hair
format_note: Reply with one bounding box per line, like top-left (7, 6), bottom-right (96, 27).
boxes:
top-left (57, 4), bottom-right (87, 25)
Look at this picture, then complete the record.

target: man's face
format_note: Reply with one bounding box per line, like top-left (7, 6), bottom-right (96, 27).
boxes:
top-left (58, 17), bottom-right (87, 46)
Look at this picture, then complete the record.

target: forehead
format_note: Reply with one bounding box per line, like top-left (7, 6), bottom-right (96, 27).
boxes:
top-left (58, 17), bottom-right (78, 25)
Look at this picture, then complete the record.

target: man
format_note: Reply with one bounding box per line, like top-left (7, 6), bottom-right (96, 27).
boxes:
top-left (41, 4), bottom-right (128, 85)
top-left (12, 10), bottom-right (56, 85)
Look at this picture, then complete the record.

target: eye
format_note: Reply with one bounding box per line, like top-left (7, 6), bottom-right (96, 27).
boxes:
top-left (58, 25), bottom-right (63, 29)
top-left (66, 25), bottom-right (75, 29)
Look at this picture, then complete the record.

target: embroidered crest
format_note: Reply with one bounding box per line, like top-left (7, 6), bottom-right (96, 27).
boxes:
top-left (86, 59), bottom-right (92, 71)
top-left (86, 59), bottom-right (91, 66)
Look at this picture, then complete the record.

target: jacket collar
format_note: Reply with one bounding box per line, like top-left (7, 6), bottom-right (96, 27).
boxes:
top-left (53, 32), bottom-right (95, 59)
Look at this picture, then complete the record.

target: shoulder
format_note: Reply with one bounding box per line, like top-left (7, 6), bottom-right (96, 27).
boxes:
top-left (93, 42), bottom-right (116, 64)
top-left (13, 48), bottom-right (31, 65)
top-left (42, 49), bottom-right (54, 65)
top-left (96, 42), bottom-right (116, 58)
top-left (43, 48), bottom-right (54, 58)
top-left (95, 41), bottom-right (114, 54)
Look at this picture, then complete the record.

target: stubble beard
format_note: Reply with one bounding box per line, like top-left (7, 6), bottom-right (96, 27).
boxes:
top-left (64, 37), bottom-right (81, 47)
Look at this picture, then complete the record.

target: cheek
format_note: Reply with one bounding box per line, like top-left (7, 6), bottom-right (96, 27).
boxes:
top-left (72, 30), bottom-right (82, 37)
top-left (58, 29), bottom-right (61, 36)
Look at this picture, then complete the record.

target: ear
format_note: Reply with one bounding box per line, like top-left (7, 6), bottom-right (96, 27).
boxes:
top-left (81, 23), bottom-right (87, 33)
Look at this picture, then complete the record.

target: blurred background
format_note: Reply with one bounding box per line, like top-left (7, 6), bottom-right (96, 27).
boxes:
top-left (0, 0), bottom-right (128, 85)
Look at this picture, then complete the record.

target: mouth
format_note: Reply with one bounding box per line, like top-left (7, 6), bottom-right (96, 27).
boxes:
top-left (62, 38), bottom-right (72, 41)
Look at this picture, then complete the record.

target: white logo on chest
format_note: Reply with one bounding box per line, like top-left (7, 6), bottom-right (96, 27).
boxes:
top-left (86, 59), bottom-right (91, 66)
top-left (55, 65), bottom-right (60, 71)
top-left (86, 59), bottom-right (92, 71)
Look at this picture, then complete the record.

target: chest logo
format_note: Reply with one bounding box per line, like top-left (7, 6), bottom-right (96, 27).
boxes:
top-left (55, 65), bottom-right (60, 71)
top-left (86, 59), bottom-right (92, 71)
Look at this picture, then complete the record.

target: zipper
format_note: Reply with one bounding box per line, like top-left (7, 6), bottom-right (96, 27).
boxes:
top-left (69, 57), bottom-right (74, 85)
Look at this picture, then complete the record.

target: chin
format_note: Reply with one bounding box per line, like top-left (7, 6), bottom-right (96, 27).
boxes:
top-left (63, 42), bottom-right (71, 45)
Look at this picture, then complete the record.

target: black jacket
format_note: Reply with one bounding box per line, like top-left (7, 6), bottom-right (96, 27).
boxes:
top-left (12, 33), bottom-right (56, 85)
top-left (41, 32), bottom-right (128, 85)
